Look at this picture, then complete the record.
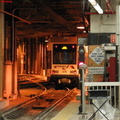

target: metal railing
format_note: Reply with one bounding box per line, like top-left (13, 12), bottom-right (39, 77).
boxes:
top-left (84, 82), bottom-right (120, 110)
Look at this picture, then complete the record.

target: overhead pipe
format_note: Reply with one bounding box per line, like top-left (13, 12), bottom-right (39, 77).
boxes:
top-left (105, 0), bottom-right (115, 14)
top-left (0, 1), bottom-right (12, 3)
top-left (26, 0), bottom-right (79, 33)
top-left (84, 12), bottom-right (116, 15)
top-left (11, 8), bottom-right (18, 99)
top-left (0, 8), bottom-right (31, 24)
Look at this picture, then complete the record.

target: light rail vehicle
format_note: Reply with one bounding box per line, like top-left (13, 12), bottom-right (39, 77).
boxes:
top-left (46, 37), bottom-right (80, 88)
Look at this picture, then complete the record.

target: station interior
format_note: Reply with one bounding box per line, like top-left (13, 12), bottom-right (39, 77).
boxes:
top-left (0, 0), bottom-right (120, 120)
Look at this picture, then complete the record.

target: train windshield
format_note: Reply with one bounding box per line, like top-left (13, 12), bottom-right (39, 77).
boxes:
top-left (53, 44), bottom-right (76, 64)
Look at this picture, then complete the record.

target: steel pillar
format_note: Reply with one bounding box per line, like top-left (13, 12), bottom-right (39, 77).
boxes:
top-left (116, 0), bottom-right (120, 109)
top-left (0, 2), bottom-right (4, 99)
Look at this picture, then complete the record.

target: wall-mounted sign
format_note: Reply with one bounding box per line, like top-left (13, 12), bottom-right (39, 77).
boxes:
top-left (89, 47), bottom-right (104, 65)
top-left (88, 67), bottom-right (104, 74)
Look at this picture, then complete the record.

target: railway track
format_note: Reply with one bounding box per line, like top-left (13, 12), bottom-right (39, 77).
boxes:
top-left (31, 88), bottom-right (77, 120)
top-left (0, 88), bottom-right (77, 120)
top-left (18, 74), bottom-right (47, 89)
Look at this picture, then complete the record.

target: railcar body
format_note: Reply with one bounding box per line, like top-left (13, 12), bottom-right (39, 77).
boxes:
top-left (46, 37), bottom-right (80, 87)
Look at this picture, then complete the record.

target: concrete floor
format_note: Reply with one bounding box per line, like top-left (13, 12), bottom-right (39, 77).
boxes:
top-left (51, 99), bottom-right (120, 120)
top-left (1, 87), bottom-right (120, 120)
top-left (51, 100), bottom-right (80, 120)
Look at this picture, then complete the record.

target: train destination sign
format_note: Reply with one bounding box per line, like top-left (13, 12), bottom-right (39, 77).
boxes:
top-left (89, 47), bottom-right (104, 65)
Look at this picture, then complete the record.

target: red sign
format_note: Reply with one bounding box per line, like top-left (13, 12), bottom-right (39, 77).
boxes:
top-left (110, 34), bottom-right (116, 43)
top-left (0, 1), bottom-right (12, 3)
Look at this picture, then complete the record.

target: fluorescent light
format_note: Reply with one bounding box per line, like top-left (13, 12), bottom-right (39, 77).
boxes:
top-left (89, 0), bottom-right (103, 14)
top-left (89, 0), bottom-right (97, 6)
top-left (93, 3), bottom-right (103, 14)
top-left (77, 26), bottom-right (85, 29)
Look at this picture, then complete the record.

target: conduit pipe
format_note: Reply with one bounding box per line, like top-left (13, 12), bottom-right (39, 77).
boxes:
top-left (84, 12), bottom-right (116, 15)
top-left (0, 8), bottom-right (31, 24)
top-left (106, 0), bottom-right (115, 13)
top-left (27, 0), bottom-right (79, 33)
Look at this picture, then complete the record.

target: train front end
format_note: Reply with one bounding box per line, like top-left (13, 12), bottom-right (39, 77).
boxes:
top-left (47, 37), bottom-right (79, 88)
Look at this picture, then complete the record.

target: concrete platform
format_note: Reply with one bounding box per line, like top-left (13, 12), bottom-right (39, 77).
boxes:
top-left (51, 100), bottom-right (80, 120)
top-left (0, 99), bottom-right (9, 110)
top-left (0, 85), bottom-right (120, 120)
top-left (0, 88), bottom-right (42, 114)
top-left (51, 99), bottom-right (120, 120)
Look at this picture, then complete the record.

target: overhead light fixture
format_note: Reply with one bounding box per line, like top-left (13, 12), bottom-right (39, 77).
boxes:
top-left (89, 0), bottom-right (103, 14)
top-left (77, 26), bottom-right (85, 29)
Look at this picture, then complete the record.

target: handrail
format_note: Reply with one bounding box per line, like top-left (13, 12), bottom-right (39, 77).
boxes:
top-left (84, 81), bottom-right (120, 109)
top-left (85, 82), bottom-right (120, 86)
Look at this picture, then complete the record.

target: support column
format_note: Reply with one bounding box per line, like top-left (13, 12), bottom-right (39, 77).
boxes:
top-left (116, 0), bottom-right (120, 81)
top-left (116, 0), bottom-right (120, 109)
top-left (11, 11), bottom-right (18, 99)
top-left (0, 2), bottom-right (4, 99)
top-left (0, 3), bottom-right (9, 110)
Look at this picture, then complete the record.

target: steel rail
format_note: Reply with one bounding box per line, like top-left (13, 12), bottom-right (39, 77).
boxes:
top-left (0, 88), bottom-right (76, 120)
top-left (0, 88), bottom-right (47, 119)
top-left (32, 88), bottom-right (76, 120)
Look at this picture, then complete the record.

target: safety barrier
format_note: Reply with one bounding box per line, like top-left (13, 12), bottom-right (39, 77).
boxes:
top-left (84, 82), bottom-right (120, 109)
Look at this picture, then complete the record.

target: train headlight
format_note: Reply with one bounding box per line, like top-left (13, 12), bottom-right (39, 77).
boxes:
top-left (58, 79), bottom-right (61, 84)
top-left (68, 79), bottom-right (71, 84)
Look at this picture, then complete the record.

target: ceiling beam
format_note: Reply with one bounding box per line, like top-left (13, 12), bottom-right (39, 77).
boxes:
top-left (26, 0), bottom-right (80, 33)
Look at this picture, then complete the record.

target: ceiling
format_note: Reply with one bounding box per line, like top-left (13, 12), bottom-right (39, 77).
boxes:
top-left (4, 0), bottom-right (91, 38)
